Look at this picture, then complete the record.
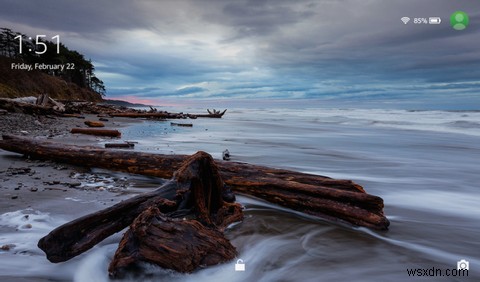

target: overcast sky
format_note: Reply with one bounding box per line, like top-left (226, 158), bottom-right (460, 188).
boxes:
top-left (1, 0), bottom-right (479, 108)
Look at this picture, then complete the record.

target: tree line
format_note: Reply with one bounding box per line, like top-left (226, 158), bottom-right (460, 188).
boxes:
top-left (0, 27), bottom-right (105, 96)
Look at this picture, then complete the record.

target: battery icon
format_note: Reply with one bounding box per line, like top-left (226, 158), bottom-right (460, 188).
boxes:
top-left (429, 17), bottom-right (441, 24)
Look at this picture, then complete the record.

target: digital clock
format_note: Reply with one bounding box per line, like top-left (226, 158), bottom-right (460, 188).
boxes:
top-left (14, 34), bottom-right (60, 55)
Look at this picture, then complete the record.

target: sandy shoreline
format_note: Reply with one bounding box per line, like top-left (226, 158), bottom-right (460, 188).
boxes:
top-left (0, 112), bottom-right (151, 253)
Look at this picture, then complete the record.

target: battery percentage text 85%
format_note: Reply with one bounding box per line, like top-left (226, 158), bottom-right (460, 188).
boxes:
top-left (413, 18), bottom-right (429, 24)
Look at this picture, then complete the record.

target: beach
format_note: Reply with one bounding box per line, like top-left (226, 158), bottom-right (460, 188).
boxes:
top-left (1, 107), bottom-right (479, 281)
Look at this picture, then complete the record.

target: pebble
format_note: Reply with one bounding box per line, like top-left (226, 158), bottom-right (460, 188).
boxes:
top-left (11, 195), bottom-right (18, 199)
top-left (30, 188), bottom-right (38, 192)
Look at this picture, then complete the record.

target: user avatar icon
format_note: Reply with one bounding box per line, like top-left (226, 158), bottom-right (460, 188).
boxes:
top-left (450, 11), bottom-right (469, 30)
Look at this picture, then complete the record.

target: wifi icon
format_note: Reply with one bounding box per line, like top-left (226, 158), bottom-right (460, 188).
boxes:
top-left (401, 17), bottom-right (411, 24)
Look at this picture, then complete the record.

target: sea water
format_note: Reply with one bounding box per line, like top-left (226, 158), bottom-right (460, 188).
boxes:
top-left (1, 107), bottom-right (479, 281)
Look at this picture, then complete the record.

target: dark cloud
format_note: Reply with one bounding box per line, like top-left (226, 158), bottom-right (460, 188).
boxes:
top-left (0, 0), bottom-right (150, 36)
top-left (214, 0), bottom-right (314, 41)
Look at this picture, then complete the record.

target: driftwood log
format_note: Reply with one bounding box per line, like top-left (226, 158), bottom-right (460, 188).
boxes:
top-left (38, 151), bottom-right (242, 276)
top-left (84, 120), bottom-right (105, 127)
top-left (0, 98), bottom-right (59, 115)
top-left (171, 122), bottom-right (193, 127)
top-left (109, 109), bottom-right (226, 119)
top-left (0, 134), bottom-right (389, 230)
top-left (70, 128), bottom-right (121, 137)
top-left (110, 112), bottom-right (186, 119)
top-left (105, 143), bottom-right (135, 149)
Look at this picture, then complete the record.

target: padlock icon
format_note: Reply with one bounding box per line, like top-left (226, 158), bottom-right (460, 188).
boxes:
top-left (235, 259), bottom-right (245, 271)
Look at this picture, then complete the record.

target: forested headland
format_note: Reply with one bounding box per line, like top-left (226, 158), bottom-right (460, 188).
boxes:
top-left (0, 27), bottom-right (104, 101)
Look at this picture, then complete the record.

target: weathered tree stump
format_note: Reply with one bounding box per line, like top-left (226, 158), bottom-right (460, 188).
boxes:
top-left (108, 207), bottom-right (237, 277)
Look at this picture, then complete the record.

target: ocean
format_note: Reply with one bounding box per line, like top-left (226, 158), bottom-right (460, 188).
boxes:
top-left (1, 107), bottom-right (479, 281)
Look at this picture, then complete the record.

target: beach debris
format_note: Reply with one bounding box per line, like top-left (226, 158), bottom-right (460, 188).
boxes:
top-left (0, 96), bottom-right (228, 123)
top-left (197, 109), bottom-right (227, 118)
top-left (84, 120), bottom-right (105, 127)
top-left (6, 167), bottom-right (31, 175)
top-left (0, 134), bottom-right (389, 231)
top-left (109, 112), bottom-right (189, 119)
top-left (36, 94), bottom-right (65, 112)
top-left (70, 128), bottom-right (121, 137)
top-left (59, 114), bottom-right (85, 119)
top-left (0, 135), bottom-right (391, 276)
top-left (170, 122), bottom-right (193, 127)
top-left (0, 97), bottom-right (54, 115)
top-left (104, 142), bottom-right (135, 149)
top-left (222, 149), bottom-right (231, 161)
top-left (64, 101), bottom-right (134, 115)
top-left (13, 96), bottom-right (37, 104)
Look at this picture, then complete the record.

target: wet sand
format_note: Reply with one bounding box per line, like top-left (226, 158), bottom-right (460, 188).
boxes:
top-left (0, 112), bottom-right (148, 247)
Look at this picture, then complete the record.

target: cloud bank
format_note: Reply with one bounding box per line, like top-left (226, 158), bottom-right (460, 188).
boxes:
top-left (0, 0), bottom-right (479, 108)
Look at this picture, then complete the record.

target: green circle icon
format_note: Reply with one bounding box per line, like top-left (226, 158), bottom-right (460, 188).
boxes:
top-left (450, 11), bottom-right (469, 30)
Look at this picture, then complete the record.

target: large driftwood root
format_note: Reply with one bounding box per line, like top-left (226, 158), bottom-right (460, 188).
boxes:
top-left (108, 207), bottom-right (237, 277)
top-left (109, 151), bottom-right (242, 276)
top-left (38, 151), bottom-right (243, 276)
top-left (0, 135), bottom-right (389, 230)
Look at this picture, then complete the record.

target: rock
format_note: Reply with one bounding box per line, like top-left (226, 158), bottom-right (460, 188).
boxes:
top-left (222, 149), bottom-right (231, 161)
top-left (1, 244), bottom-right (15, 251)
top-left (11, 195), bottom-right (18, 199)
top-left (30, 188), bottom-right (38, 192)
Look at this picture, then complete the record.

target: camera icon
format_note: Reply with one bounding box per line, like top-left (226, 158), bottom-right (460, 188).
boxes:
top-left (457, 259), bottom-right (469, 270)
